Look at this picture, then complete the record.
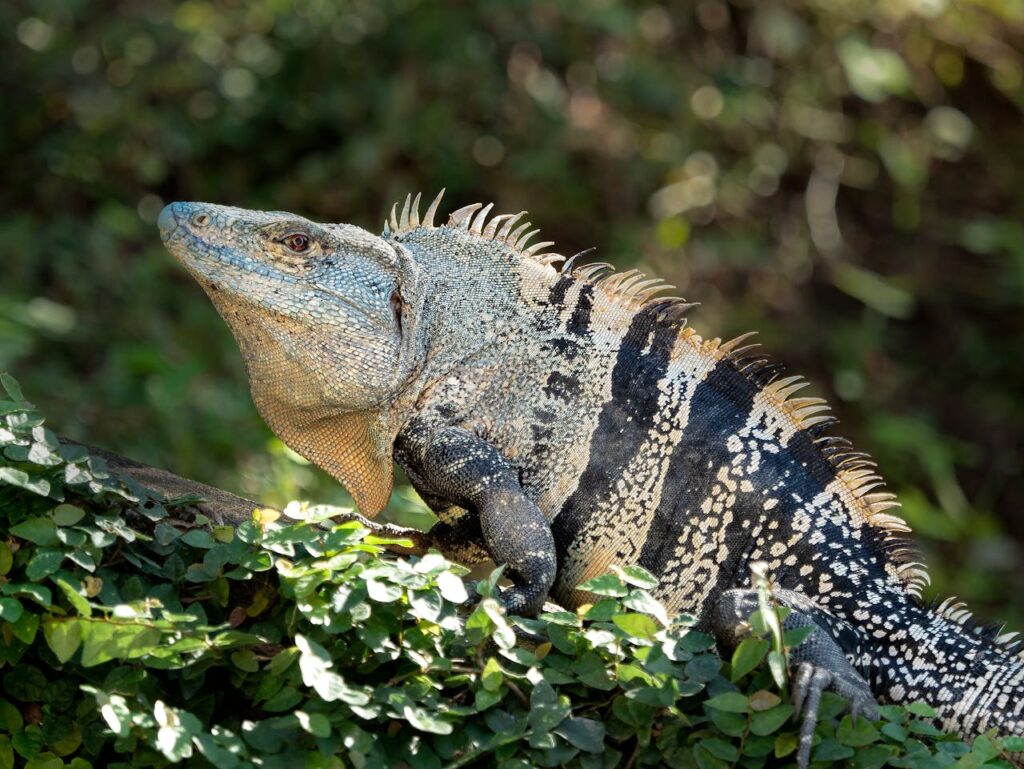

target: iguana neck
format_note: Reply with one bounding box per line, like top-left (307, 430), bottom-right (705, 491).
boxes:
top-left (214, 287), bottom-right (402, 515)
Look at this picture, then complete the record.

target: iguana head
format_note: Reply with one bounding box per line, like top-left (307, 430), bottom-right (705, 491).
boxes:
top-left (159, 201), bottom-right (421, 515)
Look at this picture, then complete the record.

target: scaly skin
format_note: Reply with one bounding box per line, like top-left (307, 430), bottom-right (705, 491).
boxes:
top-left (160, 193), bottom-right (1024, 765)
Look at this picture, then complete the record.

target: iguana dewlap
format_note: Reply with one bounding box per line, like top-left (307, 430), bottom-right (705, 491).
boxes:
top-left (159, 192), bottom-right (1024, 767)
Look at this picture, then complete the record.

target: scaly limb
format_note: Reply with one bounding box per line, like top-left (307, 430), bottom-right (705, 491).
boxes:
top-left (401, 426), bottom-right (557, 615)
top-left (707, 587), bottom-right (878, 768)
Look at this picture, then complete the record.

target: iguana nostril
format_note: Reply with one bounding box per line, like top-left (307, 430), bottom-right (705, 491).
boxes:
top-left (191, 212), bottom-right (211, 228)
top-left (157, 204), bottom-right (176, 233)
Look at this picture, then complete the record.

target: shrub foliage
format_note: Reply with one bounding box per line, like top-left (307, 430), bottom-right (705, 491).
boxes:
top-left (0, 374), bottom-right (1022, 768)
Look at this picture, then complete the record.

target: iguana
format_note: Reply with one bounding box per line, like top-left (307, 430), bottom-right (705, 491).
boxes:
top-left (159, 192), bottom-right (1024, 766)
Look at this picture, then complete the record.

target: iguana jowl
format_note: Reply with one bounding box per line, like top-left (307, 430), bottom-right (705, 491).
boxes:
top-left (159, 192), bottom-right (1024, 765)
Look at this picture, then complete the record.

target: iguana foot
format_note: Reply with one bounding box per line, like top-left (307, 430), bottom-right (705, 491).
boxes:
top-left (792, 660), bottom-right (878, 768)
top-left (706, 587), bottom-right (878, 769)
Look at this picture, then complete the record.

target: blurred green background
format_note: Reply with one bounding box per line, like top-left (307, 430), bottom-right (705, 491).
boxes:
top-left (4, 0), bottom-right (1024, 623)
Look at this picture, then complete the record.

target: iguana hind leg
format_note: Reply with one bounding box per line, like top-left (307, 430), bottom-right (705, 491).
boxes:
top-left (707, 587), bottom-right (878, 769)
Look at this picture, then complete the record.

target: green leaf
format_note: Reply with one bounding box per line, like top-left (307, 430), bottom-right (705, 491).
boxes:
top-left (611, 612), bottom-right (658, 639)
top-left (317, 671), bottom-right (372, 705)
top-left (436, 571), bottom-right (468, 603)
top-left (53, 578), bottom-right (91, 616)
top-left (58, 530), bottom-right (87, 550)
top-left (1002, 736), bottom-right (1024, 752)
top-left (154, 700), bottom-right (197, 761)
top-left (577, 574), bottom-right (628, 597)
top-left (25, 548), bottom-right (64, 581)
top-left (705, 692), bottom-right (749, 714)
top-left (0, 598), bottom-right (23, 623)
top-left (908, 719), bottom-right (944, 737)
top-left (582, 599), bottom-right (618, 622)
top-left (730, 637), bottom-right (770, 681)
top-left (2, 584), bottom-right (52, 607)
top-left (363, 534), bottom-right (415, 548)
top-left (528, 680), bottom-right (571, 733)
top-left (685, 653), bottom-right (722, 683)
top-left (881, 722), bottom-right (908, 742)
top-left (0, 400), bottom-right (25, 417)
top-left (294, 634), bottom-right (370, 705)
top-left (813, 738), bottom-right (854, 762)
top-left (43, 619), bottom-right (83, 664)
top-left (403, 705), bottom-right (453, 735)
top-left (0, 700), bottom-right (23, 732)
top-left (180, 529), bottom-right (215, 549)
top-left (10, 610), bottom-right (39, 644)
top-left (474, 687), bottom-right (504, 711)
top-left (0, 469), bottom-right (50, 497)
top-left (621, 590), bottom-right (669, 626)
top-left (775, 732), bottom-right (799, 758)
top-left (554, 717), bottom-right (605, 753)
top-left (612, 565), bottom-right (659, 589)
top-left (261, 686), bottom-right (303, 712)
top-left (694, 744), bottom-right (729, 769)
top-left (0, 734), bottom-right (12, 769)
top-left (783, 624), bottom-right (815, 649)
top-left (904, 701), bottom-right (938, 718)
top-left (11, 728), bottom-right (44, 760)
top-left (538, 610), bottom-right (579, 627)
top-left (1, 374), bottom-right (24, 401)
top-left (852, 745), bottom-right (896, 769)
top-left (481, 656), bottom-right (503, 692)
top-left (0, 546), bottom-right (11, 577)
top-left (26, 442), bottom-right (61, 467)
top-left (616, 663), bottom-right (655, 686)
top-left (837, 714), bottom-right (880, 746)
top-left (4, 665), bottom-right (48, 700)
top-left (698, 737), bottom-right (739, 761)
top-left (51, 504), bottom-right (85, 526)
top-left (365, 577), bottom-right (403, 603)
top-left (767, 649), bottom-right (788, 691)
top-left (230, 649), bottom-right (259, 672)
top-left (954, 733), bottom-right (1000, 767)
top-left (295, 710), bottom-right (331, 738)
top-left (85, 689), bottom-right (131, 737)
top-left (680, 630), bottom-right (716, 652)
top-left (9, 517), bottom-right (59, 547)
top-left (154, 522), bottom-right (182, 545)
top-left (573, 652), bottom-right (615, 690)
top-left (750, 703), bottom-right (795, 736)
top-left (25, 752), bottom-right (63, 769)
top-left (80, 623), bottom-right (161, 666)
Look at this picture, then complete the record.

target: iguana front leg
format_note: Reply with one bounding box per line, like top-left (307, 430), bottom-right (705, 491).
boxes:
top-left (399, 426), bottom-right (557, 615)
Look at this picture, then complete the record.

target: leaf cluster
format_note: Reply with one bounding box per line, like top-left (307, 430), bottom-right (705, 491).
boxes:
top-left (1, 375), bottom-right (1022, 768)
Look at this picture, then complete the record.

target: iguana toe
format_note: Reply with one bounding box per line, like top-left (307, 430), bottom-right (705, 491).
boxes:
top-left (791, 660), bottom-right (878, 768)
top-left (793, 662), bottom-right (832, 769)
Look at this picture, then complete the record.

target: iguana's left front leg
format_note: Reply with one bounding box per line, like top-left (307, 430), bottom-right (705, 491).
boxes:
top-left (401, 426), bottom-right (557, 615)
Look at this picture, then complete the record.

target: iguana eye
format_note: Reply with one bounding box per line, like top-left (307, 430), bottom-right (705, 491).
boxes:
top-left (281, 233), bottom-right (311, 253)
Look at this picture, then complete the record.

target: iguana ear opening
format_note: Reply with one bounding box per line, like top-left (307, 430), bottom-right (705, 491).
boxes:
top-left (282, 411), bottom-right (395, 517)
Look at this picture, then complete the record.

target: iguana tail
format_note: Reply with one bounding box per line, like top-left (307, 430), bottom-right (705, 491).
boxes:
top-left (865, 596), bottom-right (1024, 736)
